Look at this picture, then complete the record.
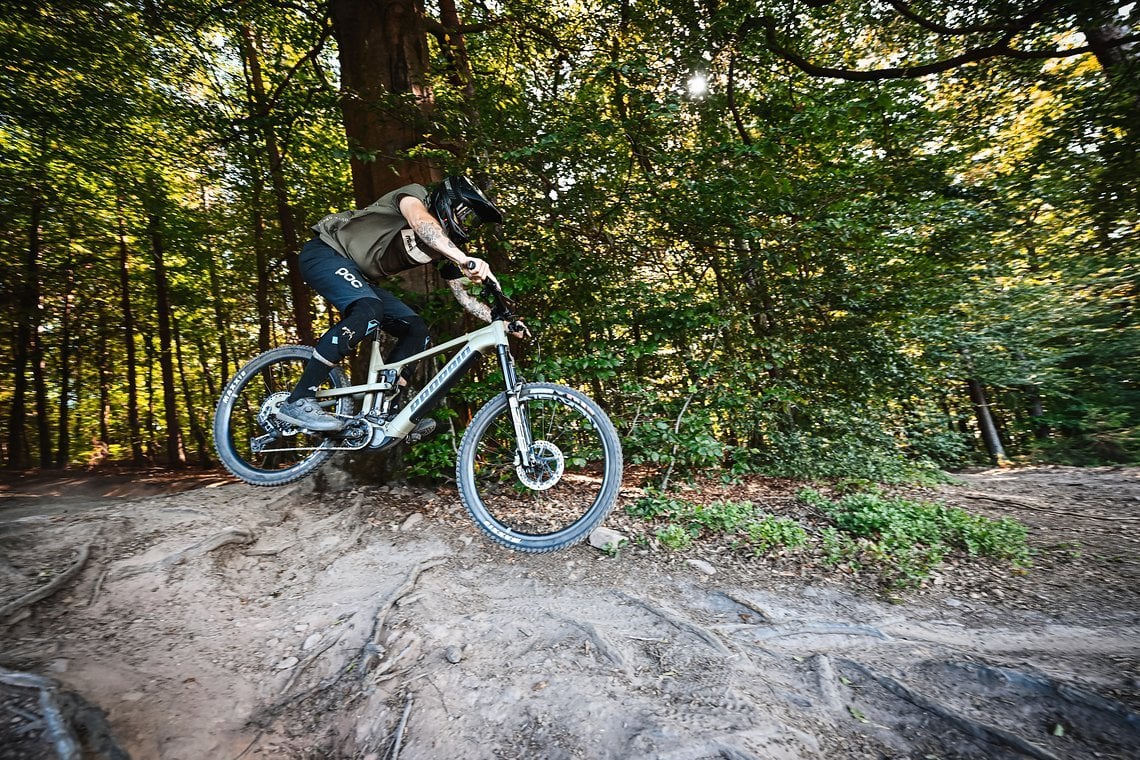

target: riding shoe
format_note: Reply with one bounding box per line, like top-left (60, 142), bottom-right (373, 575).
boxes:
top-left (276, 397), bottom-right (344, 432)
top-left (407, 417), bottom-right (438, 444)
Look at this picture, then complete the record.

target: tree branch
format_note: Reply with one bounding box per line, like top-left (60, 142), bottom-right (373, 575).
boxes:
top-left (756, 16), bottom-right (1133, 81)
top-left (265, 22), bottom-right (334, 112)
top-left (886, 0), bottom-right (1062, 36)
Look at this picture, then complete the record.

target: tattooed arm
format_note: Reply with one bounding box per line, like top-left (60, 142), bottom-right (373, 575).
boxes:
top-left (398, 194), bottom-right (493, 284)
top-left (447, 279), bottom-right (493, 323)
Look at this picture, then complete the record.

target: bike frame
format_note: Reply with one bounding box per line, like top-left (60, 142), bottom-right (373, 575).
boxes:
top-left (313, 318), bottom-right (532, 460)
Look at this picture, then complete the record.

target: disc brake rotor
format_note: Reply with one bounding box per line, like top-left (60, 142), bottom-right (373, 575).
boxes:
top-left (516, 440), bottom-right (565, 491)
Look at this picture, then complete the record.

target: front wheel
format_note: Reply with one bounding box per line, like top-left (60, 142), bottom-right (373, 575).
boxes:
top-left (213, 345), bottom-right (354, 486)
top-left (457, 383), bottom-right (623, 552)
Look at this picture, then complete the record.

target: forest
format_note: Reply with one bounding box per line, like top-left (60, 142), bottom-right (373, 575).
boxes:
top-left (2, 0), bottom-right (1137, 481)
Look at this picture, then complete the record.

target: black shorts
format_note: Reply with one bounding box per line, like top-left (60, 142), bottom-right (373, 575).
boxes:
top-left (299, 238), bottom-right (419, 323)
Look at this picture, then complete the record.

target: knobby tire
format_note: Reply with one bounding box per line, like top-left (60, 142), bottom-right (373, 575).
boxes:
top-left (213, 345), bottom-right (353, 487)
top-left (456, 383), bottom-right (623, 553)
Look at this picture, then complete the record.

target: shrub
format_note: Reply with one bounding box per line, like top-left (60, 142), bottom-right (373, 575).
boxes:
top-left (802, 488), bottom-right (1031, 587)
top-left (655, 523), bottom-right (693, 550)
top-left (740, 515), bottom-right (808, 555)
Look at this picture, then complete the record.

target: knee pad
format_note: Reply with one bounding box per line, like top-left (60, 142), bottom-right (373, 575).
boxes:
top-left (314, 298), bottom-right (385, 363)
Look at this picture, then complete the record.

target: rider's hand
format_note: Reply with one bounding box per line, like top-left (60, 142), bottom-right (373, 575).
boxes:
top-left (462, 257), bottom-right (492, 284)
top-left (507, 320), bottom-right (531, 339)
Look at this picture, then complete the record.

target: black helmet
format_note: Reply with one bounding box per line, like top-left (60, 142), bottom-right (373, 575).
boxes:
top-left (428, 175), bottom-right (504, 248)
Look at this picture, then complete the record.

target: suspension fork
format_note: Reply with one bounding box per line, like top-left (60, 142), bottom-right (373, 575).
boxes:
top-left (498, 345), bottom-right (534, 467)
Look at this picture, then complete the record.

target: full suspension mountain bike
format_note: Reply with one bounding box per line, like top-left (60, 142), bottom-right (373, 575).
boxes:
top-left (212, 280), bottom-right (623, 553)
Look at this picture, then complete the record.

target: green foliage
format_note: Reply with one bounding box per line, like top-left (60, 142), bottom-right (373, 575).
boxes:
top-left (2, 0), bottom-right (1136, 477)
top-left (628, 485), bottom-right (1029, 590)
top-left (803, 488), bottom-right (1030, 587)
top-left (654, 524), bottom-right (693, 551)
top-left (403, 429), bottom-right (458, 481)
top-left (628, 492), bottom-right (756, 538)
top-left (626, 416), bottom-right (726, 471)
top-left (739, 516), bottom-right (809, 555)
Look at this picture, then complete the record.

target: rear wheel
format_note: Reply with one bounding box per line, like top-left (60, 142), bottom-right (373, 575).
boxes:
top-left (213, 346), bottom-right (354, 486)
top-left (456, 383), bottom-right (623, 552)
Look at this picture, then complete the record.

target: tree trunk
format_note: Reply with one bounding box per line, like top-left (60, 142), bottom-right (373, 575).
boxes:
top-left (146, 204), bottom-right (185, 468)
top-left (55, 235), bottom-right (76, 468)
top-left (239, 24), bottom-right (314, 344)
top-left (329, 0), bottom-right (437, 207)
top-left (145, 333), bottom-right (157, 461)
top-left (967, 377), bottom-right (1008, 465)
top-left (97, 309), bottom-right (112, 447)
top-left (7, 193), bottom-right (41, 468)
top-left (251, 183), bottom-right (273, 353)
top-left (174, 316), bottom-right (211, 466)
top-left (117, 197), bottom-right (145, 465)
top-left (203, 193), bottom-right (232, 387)
top-left (1079, 13), bottom-right (1139, 254)
top-left (24, 192), bottom-right (52, 468)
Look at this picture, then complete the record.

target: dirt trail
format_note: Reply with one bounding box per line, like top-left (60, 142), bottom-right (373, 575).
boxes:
top-left (1, 466), bottom-right (1137, 759)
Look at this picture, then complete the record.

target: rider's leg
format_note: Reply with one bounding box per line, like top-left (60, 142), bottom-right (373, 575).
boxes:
top-left (277, 241), bottom-right (385, 431)
top-left (279, 239), bottom-right (434, 438)
top-left (286, 297), bottom-right (385, 402)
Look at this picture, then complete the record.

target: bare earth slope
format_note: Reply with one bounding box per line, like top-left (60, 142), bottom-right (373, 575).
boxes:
top-left (1, 466), bottom-right (1137, 759)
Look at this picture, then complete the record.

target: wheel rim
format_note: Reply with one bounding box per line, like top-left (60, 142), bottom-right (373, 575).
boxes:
top-left (219, 354), bottom-right (344, 476)
top-left (469, 392), bottom-right (613, 539)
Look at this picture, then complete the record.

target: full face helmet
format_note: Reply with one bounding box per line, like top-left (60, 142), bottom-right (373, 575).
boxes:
top-left (428, 176), bottom-right (504, 248)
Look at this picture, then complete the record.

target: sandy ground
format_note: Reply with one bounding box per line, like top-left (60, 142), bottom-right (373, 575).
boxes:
top-left (1, 465), bottom-right (1137, 759)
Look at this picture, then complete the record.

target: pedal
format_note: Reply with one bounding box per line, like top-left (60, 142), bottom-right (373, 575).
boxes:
top-left (407, 418), bottom-right (438, 444)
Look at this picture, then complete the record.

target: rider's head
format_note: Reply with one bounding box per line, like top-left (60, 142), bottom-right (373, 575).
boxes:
top-left (428, 176), bottom-right (504, 248)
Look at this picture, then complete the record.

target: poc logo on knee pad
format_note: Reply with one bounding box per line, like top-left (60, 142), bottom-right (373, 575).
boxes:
top-left (335, 267), bottom-right (364, 289)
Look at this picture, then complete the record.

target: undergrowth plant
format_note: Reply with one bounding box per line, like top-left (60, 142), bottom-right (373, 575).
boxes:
top-left (626, 486), bottom-right (1031, 591)
top-left (801, 488), bottom-right (1030, 588)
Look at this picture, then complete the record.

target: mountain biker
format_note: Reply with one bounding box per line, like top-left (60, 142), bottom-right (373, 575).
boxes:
top-left (275, 175), bottom-right (505, 435)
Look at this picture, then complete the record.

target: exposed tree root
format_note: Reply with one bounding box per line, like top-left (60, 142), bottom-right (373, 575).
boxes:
top-left (0, 544), bottom-right (91, 620)
top-left (839, 658), bottom-right (1063, 760)
top-left (359, 558), bottom-right (448, 673)
top-left (389, 692), bottom-right (413, 760)
top-left (945, 661), bottom-right (1140, 730)
top-left (810, 654), bottom-right (845, 713)
top-left (279, 614), bottom-right (358, 697)
top-left (113, 527), bottom-right (254, 579)
top-left (716, 591), bottom-right (774, 623)
top-left (615, 591), bottom-right (732, 656)
top-left (552, 614), bottom-right (630, 674)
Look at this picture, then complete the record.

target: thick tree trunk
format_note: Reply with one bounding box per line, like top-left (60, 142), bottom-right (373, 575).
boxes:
top-left (239, 24), bottom-right (314, 344)
top-left (1082, 19), bottom-right (1139, 254)
top-left (97, 309), bottom-right (111, 447)
top-left (249, 178), bottom-right (274, 353)
top-left (329, 0), bottom-right (436, 207)
top-left (967, 377), bottom-right (1008, 465)
top-left (24, 193), bottom-right (52, 468)
top-left (204, 208), bottom-right (232, 387)
top-left (145, 333), bottom-right (157, 460)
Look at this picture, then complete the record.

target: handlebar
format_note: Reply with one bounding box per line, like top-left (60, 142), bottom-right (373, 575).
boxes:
top-left (464, 260), bottom-right (524, 333)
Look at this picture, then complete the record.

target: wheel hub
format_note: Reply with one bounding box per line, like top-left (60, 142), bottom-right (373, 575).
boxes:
top-left (516, 440), bottom-right (565, 491)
